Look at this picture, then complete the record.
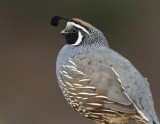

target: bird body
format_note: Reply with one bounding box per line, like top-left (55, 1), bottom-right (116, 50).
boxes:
top-left (52, 16), bottom-right (160, 124)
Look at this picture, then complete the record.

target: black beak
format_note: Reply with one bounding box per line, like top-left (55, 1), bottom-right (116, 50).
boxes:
top-left (60, 29), bottom-right (69, 35)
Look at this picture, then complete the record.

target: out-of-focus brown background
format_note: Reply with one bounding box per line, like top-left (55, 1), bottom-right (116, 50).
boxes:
top-left (0, 0), bottom-right (159, 124)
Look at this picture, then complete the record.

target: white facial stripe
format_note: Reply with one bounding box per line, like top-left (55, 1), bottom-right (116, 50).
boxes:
top-left (67, 22), bottom-right (89, 34)
top-left (72, 31), bottom-right (83, 46)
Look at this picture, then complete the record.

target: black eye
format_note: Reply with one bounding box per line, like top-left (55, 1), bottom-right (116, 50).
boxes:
top-left (72, 28), bottom-right (77, 33)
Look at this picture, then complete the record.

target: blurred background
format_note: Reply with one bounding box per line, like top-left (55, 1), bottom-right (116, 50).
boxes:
top-left (0, 0), bottom-right (159, 124)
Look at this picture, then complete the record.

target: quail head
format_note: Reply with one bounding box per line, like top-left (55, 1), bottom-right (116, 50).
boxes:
top-left (51, 16), bottom-right (159, 124)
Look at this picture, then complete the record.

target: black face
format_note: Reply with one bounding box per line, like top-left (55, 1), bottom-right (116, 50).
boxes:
top-left (62, 27), bottom-right (80, 45)
top-left (65, 32), bottom-right (78, 44)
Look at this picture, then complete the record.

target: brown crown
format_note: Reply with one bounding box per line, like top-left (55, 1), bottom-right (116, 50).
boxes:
top-left (71, 18), bottom-right (96, 31)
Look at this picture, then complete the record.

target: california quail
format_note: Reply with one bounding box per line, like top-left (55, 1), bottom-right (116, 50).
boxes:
top-left (51, 16), bottom-right (160, 124)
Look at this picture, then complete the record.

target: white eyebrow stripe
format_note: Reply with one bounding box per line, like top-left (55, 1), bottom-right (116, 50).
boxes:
top-left (67, 22), bottom-right (89, 34)
top-left (72, 31), bottom-right (83, 46)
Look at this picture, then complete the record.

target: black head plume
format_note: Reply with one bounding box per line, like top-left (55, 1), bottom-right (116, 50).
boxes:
top-left (51, 16), bottom-right (69, 27)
